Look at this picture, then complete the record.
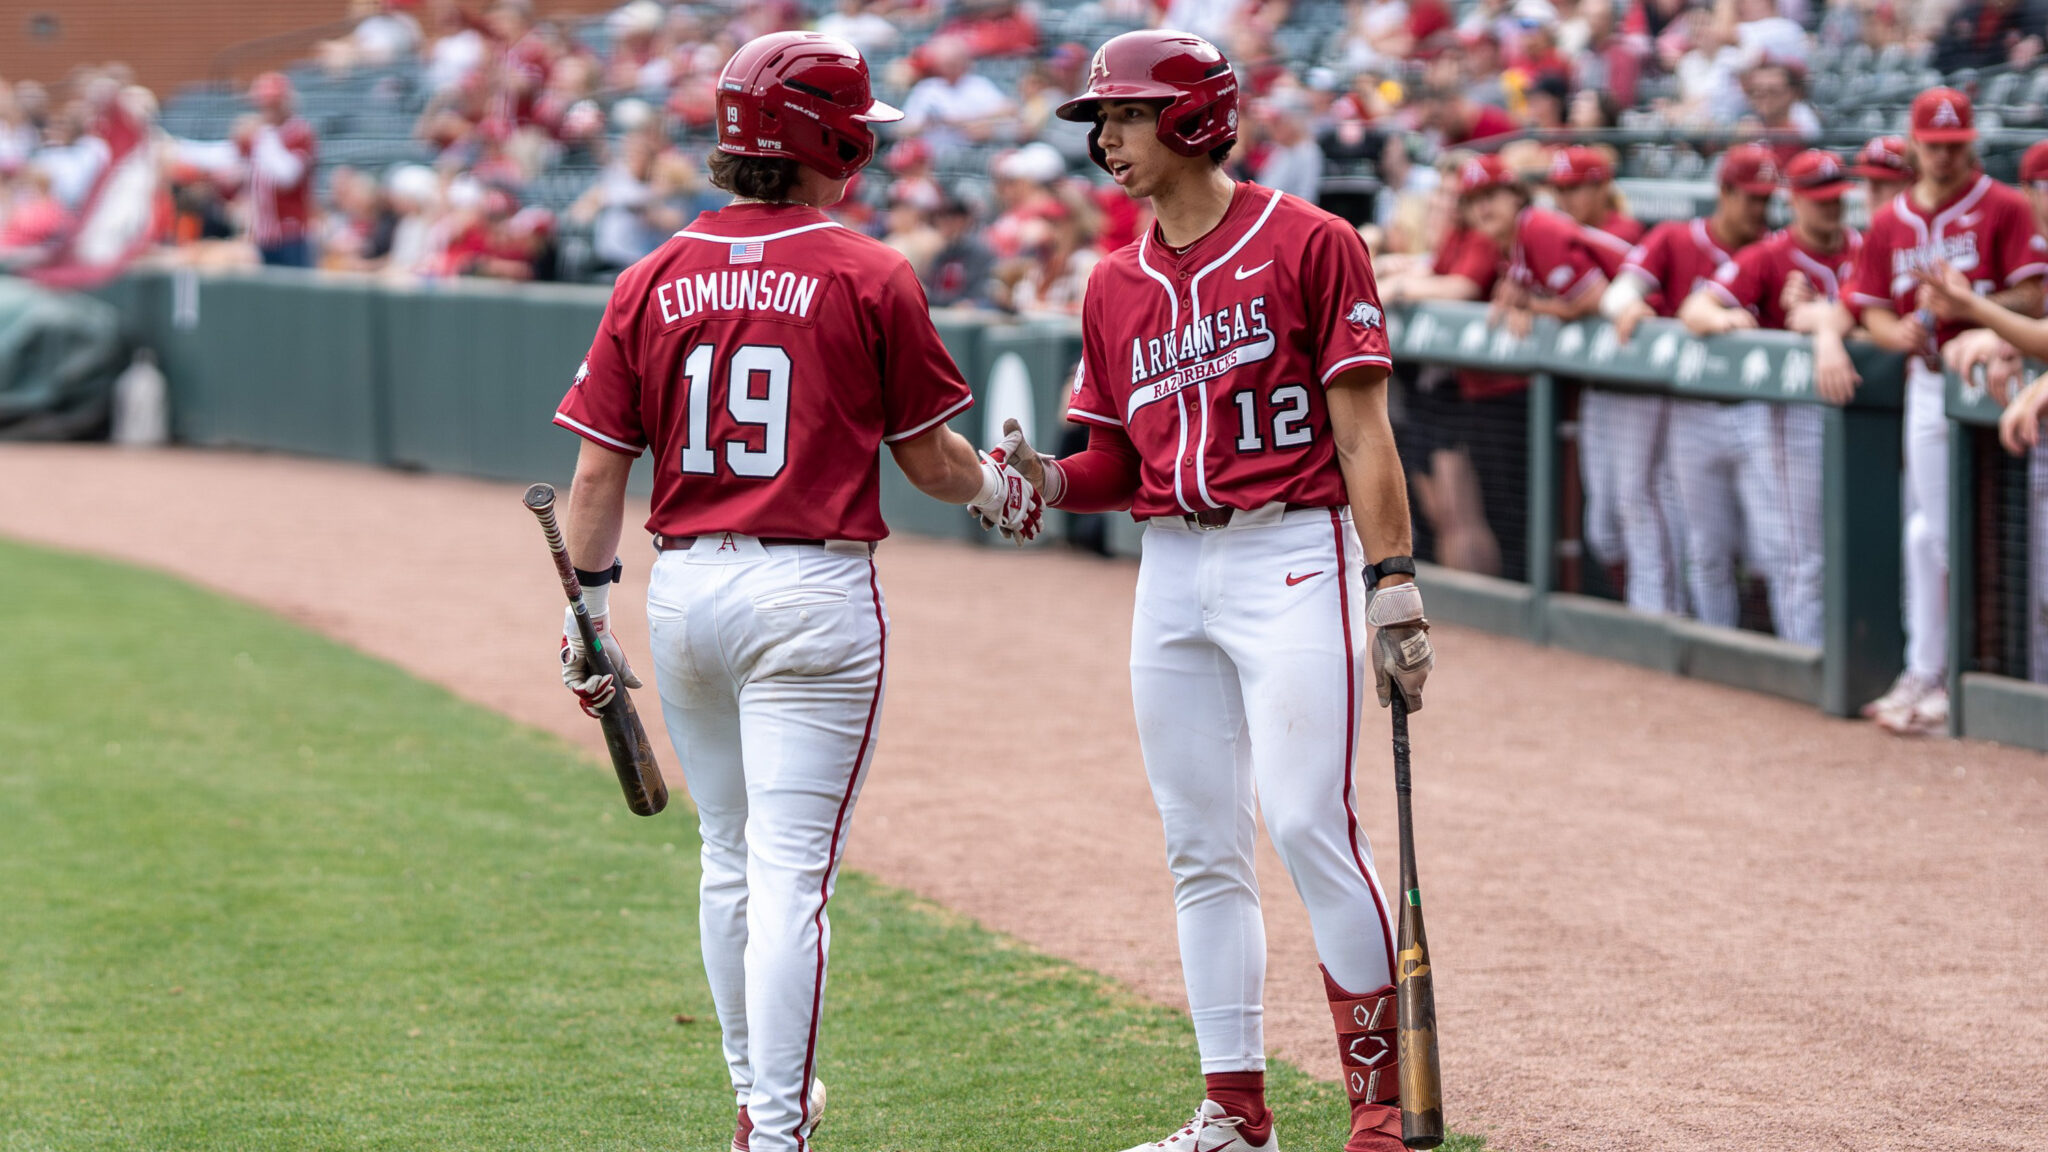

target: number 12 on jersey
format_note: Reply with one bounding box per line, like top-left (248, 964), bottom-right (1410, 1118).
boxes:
top-left (1232, 384), bottom-right (1313, 452)
top-left (679, 342), bottom-right (791, 478)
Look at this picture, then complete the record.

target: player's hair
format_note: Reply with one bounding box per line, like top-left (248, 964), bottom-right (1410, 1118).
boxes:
top-left (706, 149), bottom-right (802, 202)
top-left (1209, 140), bottom-right (1234, 167)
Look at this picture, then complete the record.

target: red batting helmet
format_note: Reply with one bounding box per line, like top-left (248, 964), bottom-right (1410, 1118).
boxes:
top-left (1055, 30), bottom-right (1239, 173)
top-left (714, 32), bottom-right (902, 181)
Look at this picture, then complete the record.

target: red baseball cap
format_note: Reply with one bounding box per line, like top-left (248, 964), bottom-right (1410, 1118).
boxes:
top-left (1545, 145), bottom-right (1612, 189)
top-left (1718, 143), bottom-right (1782, 195)
top-left (1455, 153), bottom-right (1517, 197)
top-left (2021, 139), bottom-right (2048, 185)
top-left (1786, 150), bottom-right (1852, 200)
top-left (1851, 135), bottom-right (1913, 181)
top-left (1910, 87), bottom-right (1974, 143)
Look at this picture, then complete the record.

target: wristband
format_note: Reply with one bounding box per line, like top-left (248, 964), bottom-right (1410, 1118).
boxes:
top-left (1040, 456), bottom-right (1068, 507)
top-left (1366, 555), bottom-right (1415, 591)
top-left (574, 558), bottom-right (622, 587)
top-left (970, 457), bottom-right (1003, 508)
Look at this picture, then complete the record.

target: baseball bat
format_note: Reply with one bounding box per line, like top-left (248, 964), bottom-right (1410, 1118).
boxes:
top-left (523, 483), bottom-right (668, 817)
top-left (1391, 694), bottom-right (1443, 1148)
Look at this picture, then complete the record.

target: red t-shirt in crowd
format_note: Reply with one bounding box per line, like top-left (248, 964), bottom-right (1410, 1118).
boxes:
top-left (1448, 103), bottom-right (1518, 146)
top-left (1707, 227), bottom-right (1863, 329)
top-left (1507, 206), bottom-right (1606, 300)
top-left (554, 203), bottom-right (974, 542)
top-left (1849, 172), bottom-right (2047, 351)
top-left (1067, 183), bottom-right (1392, 518)
top-left (1618, 217), bottom-right (1741, 316)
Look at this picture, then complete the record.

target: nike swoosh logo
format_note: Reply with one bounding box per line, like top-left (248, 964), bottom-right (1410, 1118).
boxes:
top-left (1235, 260), bottom-right (1273, 280)
top-left (1286, 570), bottom-right (1323, 586)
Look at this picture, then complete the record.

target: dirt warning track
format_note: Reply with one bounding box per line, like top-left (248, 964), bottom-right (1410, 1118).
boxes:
top-left (5, 443), bottom-right (2045, 1152)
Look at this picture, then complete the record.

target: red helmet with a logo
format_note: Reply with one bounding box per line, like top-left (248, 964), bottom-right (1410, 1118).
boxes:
top-left (714, 32), bottom-right (902, 181)
top-left (1055, 30), bottom-right (1239, 173)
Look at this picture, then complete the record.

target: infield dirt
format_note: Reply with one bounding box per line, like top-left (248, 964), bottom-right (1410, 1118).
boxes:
top-left (4, 444), bottom-right (2044, 1152)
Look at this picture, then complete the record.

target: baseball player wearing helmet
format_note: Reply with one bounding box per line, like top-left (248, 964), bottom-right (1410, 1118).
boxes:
top-left (989, 30), bottom-right (1430, 1152)
top-left (550, 31), bottom-right (1038, 1152)
top-left (1850, 88), bottom-right (2046, 734)
top-left (1677, 149), bottom-right (1867, 650)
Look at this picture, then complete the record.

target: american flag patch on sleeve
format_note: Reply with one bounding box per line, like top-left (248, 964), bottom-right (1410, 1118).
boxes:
top-left (729, 241), bottom-right (764, 265)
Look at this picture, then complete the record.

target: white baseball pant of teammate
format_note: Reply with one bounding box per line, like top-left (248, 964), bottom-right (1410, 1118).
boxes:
top-left (1775, 404), bottom-right (1826, 649)
top-left (646, 535), bottom-right (885, 1152)
top-left (1581, 389), bottom-right (1685, 613)
top-left (1129, 504), bottom-right (1397, 1069)
top-left (1902, 359), bottom-right (1950, 681)
top-left (1667, 398), bottom-right (1810, 638)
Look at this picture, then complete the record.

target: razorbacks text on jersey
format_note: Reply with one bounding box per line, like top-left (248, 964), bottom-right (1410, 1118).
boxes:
top-left (554, 203), bottom-right (973, 542)
top-left (1065, 182), bottom-right (1391, 518)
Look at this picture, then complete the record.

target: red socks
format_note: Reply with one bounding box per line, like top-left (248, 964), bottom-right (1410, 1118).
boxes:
top-left (1205, 1071), bottom-right (1272, 1145)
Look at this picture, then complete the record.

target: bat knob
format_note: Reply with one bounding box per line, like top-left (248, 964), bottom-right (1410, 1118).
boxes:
top-left (523, 483), bottom-right (557, 511)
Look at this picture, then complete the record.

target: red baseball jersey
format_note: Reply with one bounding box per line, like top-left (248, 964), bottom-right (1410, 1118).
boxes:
top-left (1582, 212), bottom-right (1644, 278)
top-left (1066, 182), bottom-right (1391, 518)
top-left (1507, 206), bottom-right (1606, 300)
top-left (1432, 227), bottom-right (1522, 401)
top-left (1707, 227), bottom-right (1863, 329)
top-left (1618, 217), bottom-right (1741, 317)
top-left (554, 203), bottom-right (974, 542)
top-left (237, 118), bottom-right (316, 246)
top-left (1848, 173), bottom-right (2047, 350)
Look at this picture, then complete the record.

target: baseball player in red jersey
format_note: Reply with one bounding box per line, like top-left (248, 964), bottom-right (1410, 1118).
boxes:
top-left (1547, 145), bottom-right (1644, 265)
top-left (550, 33), bottom-right (1038, 1152)
top-left (1594, 145), bottom-right (1776, 630)
top-left (1676, 150), bottom-right (1866, 649)
top-left (1850, 135), bottom-right (1915, 217)
top-left (990, 31), bottom-right (1431, 1152)
top-left (1848, 87), bottom-right (2046, 734)
top-left (170, 72), bottom-right (318, 266)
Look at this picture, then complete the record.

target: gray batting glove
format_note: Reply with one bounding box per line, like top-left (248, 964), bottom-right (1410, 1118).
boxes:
top-left (1367, 582), bottom-right (1433, 710)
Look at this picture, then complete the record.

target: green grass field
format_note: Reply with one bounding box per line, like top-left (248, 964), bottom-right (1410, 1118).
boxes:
top-left (0, 538), bottom-right (1482, 1152)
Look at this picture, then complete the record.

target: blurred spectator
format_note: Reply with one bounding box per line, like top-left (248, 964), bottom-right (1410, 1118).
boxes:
top-left (0, 81), bottom-right (43, 172)
top-left (905, 0), bottom-right (1041, 71)
top-left (33, 102), bottom-right (108, 209)
top-left (1018, 48), bottom-right (1094, 163)
top-left (384, 164), bottom-right (444, 275)
top-left (899, 36), bottom-right (1018, 153)
top-left (486, 0), bottom-right (557, 128)
top-left (882, 183), bottom-right (945, 276)
top-left (1735, 60), bottom-right (1820, 161)
top-left (1345, 0), bottom-right (1426, 72)
top-left (172, 73), bottom-right (319, 267)
top-left (816, 0), bottom-right (902, 54)
top-left (320, 0), bottom-right (425, 72)
top-left (603, 1), bottom-right (672, 94)
top-left (1254, 90), bottom-right (1325, 200)
top-left (1414, 84), bottom-right (1520, 145)
top-left (1521, 73), bottom-right (1571, 129)
top-left (884, 139), bottom-right (943, 212)
top-left (320, 166), bottom-right (399, 270)
top-left (0, 167), bottom-right (69, 262)
top-left (999, 188), bottom-right (1101, 315)
top-left (566, 102), bottom-right (697, 275)
top-left (923, 192), bottom-right (998, 308)
top-left (1162, 0), bottom-right (1290, 49)
top-left (985, 143), bottom-right (1068, 259)
top-left (423, 0), bottom-right (490, 95)
top-left (1933, 0), bottom-right (2048, 70)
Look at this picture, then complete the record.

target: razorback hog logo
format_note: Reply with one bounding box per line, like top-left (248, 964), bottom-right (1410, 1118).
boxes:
top-left (1347, 300), bottom-right (1383, 329)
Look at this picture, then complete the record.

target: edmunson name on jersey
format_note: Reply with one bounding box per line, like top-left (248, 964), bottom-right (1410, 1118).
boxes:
top-left (653, 268), bottom-right (824, 324)
top-left (1127, 295), bottom-right (1274, 416)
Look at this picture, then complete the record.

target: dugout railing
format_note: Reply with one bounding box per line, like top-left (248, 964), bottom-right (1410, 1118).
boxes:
top-left (1947, 366), bottom-right (2048, 749)
top-left (87, 269), bottom-right (1939, 729)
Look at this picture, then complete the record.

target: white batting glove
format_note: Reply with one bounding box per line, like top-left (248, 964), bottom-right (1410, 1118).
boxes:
top-left (560, 593), bottom-right (641, 719)
top-left (1367, 581), bottom-right (1433, 711)
top-left (966, 428), bottom-right (1045, 544)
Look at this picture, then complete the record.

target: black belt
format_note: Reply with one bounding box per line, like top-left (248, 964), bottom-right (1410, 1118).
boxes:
top-left (1181, 503), bottom-right (1329, 530)
top-left (654, 534), bottom-right (874, 553)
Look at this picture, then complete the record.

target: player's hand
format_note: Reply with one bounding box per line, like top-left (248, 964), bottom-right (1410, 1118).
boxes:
top-left (1708, 308), bottom-right (1757, 335)
top-left (1501, 305), bottom-right (1534, 340)
top-left (1366, 580), bottom-right (1433, 711)
top-left (1814, 337), bottom-right (1861, 406)
top-left (1779, 270), bottom-right (1816, 313)
top-left (1611, 300), bottom-right (1653, 344)
top-left (1915, 262), bottom-right (1975, 322)
top-left (1999, 376), bottom-right (2048, 456)
top-left (560, 607), bottom-right (642, 719)
top-left (966, 425), bottom-right (1044, 544)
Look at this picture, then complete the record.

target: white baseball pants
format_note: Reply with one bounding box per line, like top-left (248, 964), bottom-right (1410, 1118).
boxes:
top-left (1903, 360), bottom-right (1950, 680)
top-left (1129, 504), bottom-right (1397, 1074)
top-left (1668, 399), bottom-right (1806, 638)
top-left (1580, 390), bottom-right (1684, 613)
top-left (645, 536), bottom-right (887, 1152)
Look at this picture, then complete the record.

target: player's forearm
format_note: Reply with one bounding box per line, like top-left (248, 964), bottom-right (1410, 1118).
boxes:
top-left (1950, 295), bottom-right (2048, 361)
top-left (1042, 424), bottom-right (1140, 513)
top-left (888, 425), bottom-right (987, 504)
top-left (1990, 279), bottom-right (2044, 319)
top-left (1326, 370), bottom-right (1415, 582)
top-left (1676, 291), bottom-right (1732, 335)
top-left (566, 440), bottom-right (632, 582)
top-left (1529, 283), bottom-right (1605, 322)
top-left (1860, 307), bottom-right (1918, 353)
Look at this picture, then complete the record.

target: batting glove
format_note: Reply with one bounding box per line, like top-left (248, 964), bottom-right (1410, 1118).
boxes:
top-left (1366, 582), bottom-right (1433, 711)
top-left (966, 429), bottom-right (1044, 544)
top-left (560, 602), bottom-right (642, 719)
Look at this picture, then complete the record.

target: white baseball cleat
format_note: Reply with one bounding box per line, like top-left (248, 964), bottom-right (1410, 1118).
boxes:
top-left (1115, 1099), bottom-right (1276, 1152)
top-left (1877, 685), bottom-right (1949, 737)
top-left (733, 1079), bottom-right (828, 1152)
top-left (1862, 671), bottom-right (1939, 720)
